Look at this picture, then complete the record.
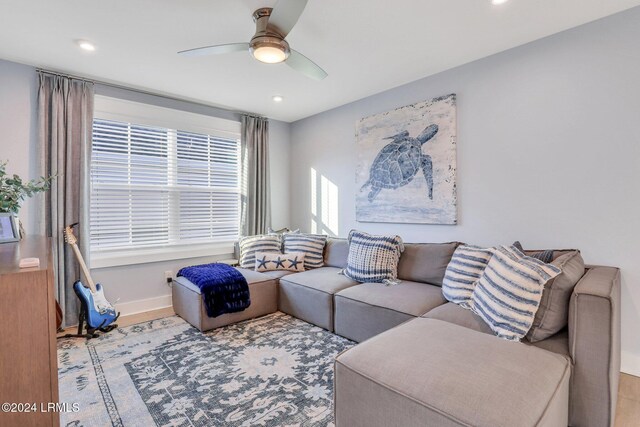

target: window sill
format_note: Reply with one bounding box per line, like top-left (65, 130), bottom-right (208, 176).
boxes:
top-left (90, 241), bottom-right (235, 269)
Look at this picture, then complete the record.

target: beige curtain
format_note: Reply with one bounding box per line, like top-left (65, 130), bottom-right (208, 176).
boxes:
top-left (240, 115), bottom-right (270, 236)
top-left (38, 71), bottom-right (94, 327)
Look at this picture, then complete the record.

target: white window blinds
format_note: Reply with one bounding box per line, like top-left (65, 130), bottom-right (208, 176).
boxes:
top-left (90, 118), bottom-right (240, 252)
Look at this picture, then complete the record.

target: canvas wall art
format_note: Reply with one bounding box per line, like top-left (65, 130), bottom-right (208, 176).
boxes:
top-left (356, 94), bottom-right (457, 224)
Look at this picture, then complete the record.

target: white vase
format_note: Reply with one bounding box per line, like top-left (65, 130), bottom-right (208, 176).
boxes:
top-left (15, 215), bottom-right (24, 239)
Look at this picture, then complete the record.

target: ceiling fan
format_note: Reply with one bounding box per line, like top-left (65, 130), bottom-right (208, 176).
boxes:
top-left (178, 0), bottom-right (327, 80)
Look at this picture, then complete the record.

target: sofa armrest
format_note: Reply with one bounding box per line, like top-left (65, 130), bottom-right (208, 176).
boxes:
top-left (568, 266), bottom-right (621, 427)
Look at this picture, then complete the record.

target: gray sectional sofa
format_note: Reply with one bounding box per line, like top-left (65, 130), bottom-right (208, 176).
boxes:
top-left (172, 238), bottom-right (621, 427)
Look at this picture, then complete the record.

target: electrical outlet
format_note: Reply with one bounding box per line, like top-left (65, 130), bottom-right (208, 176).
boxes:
top-left (165, 270), bottom-right (173, 285)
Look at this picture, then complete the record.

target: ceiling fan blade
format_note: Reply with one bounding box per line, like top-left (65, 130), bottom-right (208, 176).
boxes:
top-left (268, 0), bottom-right (309, 37)
top-left (286, 49), bottom-right (327, 80)
top-left (178, 43), bottom-right (249, 57)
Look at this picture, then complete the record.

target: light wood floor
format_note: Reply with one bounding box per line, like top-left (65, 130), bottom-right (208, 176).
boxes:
top-left (59, 308), bottom-right (640, 426)
top-left (56, 306), bottom-right (176, 337)
top-left (617, 373), bottom-right (640, 427)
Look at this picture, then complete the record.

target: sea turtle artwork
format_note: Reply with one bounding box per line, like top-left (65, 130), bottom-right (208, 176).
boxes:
top-left (355, 93), bottom-right (457, 225)
top-left (360, 124), bottom-right (438, 202)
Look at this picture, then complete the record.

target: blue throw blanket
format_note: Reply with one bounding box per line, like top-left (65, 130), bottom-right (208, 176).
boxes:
top-left (177, 263), bottom-right (250, 318)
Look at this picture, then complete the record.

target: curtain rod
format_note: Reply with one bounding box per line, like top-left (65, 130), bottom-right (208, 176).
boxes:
top-left (36, 68), bottom-right (264, 119)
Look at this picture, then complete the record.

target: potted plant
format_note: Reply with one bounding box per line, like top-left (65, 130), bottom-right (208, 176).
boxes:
top-left (0, 160), bottom-right (52, 239)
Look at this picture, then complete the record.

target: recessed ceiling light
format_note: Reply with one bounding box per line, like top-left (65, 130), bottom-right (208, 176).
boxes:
top-left (76, 40), bottom-right (96, 52)
top-left (272, 95), bottom-right (284, 102)
top-left (491, 0), bottom-right (510, 4)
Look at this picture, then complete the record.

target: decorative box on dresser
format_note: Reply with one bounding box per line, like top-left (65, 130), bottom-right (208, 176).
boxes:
top-left (0, 237), bottom-right (60, 427)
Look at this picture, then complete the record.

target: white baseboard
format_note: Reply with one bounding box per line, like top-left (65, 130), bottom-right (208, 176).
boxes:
top-left (114, 294), bottom-right (173, 317)
top-left (622, 351), bottom-right (640, 377)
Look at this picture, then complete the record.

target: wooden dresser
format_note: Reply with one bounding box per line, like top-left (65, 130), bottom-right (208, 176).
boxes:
top-left (0, 237), bottom-right (60, 427)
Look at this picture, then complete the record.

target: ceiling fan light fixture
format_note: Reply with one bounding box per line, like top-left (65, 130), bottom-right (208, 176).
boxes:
top-left (253, 45), bottom-right (287, 63)
top-left (250, 36), bottom-right (290, 64)
top-left (178, 2), bottom-right (327, 79)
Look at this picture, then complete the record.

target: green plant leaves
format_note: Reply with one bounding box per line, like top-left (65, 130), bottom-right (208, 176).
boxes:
top-left (0, 160), bottom-right (53, 214)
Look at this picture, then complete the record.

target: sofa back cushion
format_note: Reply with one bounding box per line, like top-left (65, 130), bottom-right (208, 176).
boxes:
top-left (526, 250), bottom-right (585, 342)
top-left (397, 242), bottom-right (459, 286)
top-left (324, 237), bottom-right (349, 269)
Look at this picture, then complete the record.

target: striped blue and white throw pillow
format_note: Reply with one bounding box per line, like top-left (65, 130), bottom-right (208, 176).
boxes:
top-left (442, 245), bottom-right (493, 308)
top-left (342, 230), bottom-right (404, 285)
top-left (513, 241), bottom-right (554, 264)
top-left (472, 245), bottom-right (562, 341)
top-left (283, 233), bottom-right (327, 269)
top-left (269, 227), bottom-right (300, 251)
top-left (238, 234), bottom-right (282, 269)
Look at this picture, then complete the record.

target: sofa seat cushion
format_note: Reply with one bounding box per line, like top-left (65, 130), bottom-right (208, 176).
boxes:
top-left (279, 267), bottom-right (358, 294)
top-left (259, 269), bottom-right (295, 280)
top-left (336, 281), bottom-right (446, 317)
top-left (525, 330), bottom-right (570, 359)
top-left (335, 318), bottom-right (571, 427)
top-left (278, 267), bottom-right (359, 331)
top-left (233, 267), bottom-right (280, 285)
top-left (424, 303), bottom-right (571, 359)
top-left (333, 281), bottom-right (446, 342)
top-left (422, 302), bottom-right (494, 335)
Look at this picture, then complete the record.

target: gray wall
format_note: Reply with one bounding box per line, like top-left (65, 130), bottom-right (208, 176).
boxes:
top-left (0, 61), bottom-right (40, 233)
top-left (0, 58), bottom-right (291, 315)
top-left (289, 8), bottom-right (640, 375)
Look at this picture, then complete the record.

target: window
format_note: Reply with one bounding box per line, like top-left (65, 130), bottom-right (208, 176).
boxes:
top-left (90, 96), bottom-right (241, 268)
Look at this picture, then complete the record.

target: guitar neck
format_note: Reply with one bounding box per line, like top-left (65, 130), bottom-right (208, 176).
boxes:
top-left (69, 241), bottom-right (97, 293)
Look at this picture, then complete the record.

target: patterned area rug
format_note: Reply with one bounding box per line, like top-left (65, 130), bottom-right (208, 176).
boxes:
top-left (57, 312), bottom-right (354, 427)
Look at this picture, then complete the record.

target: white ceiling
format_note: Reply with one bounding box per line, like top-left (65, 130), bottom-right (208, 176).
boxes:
top-left (1, 0), bottom-right (639, 122)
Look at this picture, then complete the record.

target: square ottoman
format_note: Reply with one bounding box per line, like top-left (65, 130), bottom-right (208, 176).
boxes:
top-left (335, 318), bottom-right (570, 427)
top-left (172, 267), bottom-right (277, 332)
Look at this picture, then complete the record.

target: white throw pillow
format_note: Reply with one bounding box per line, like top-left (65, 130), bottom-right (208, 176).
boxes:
top-left (472, 245), bottom-right (561, 341)
top-left (254, 251), bottom-right (305, 273)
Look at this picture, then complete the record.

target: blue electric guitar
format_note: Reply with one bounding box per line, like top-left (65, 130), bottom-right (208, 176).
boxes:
top-left (64, 225), bottom-right (119, 332)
